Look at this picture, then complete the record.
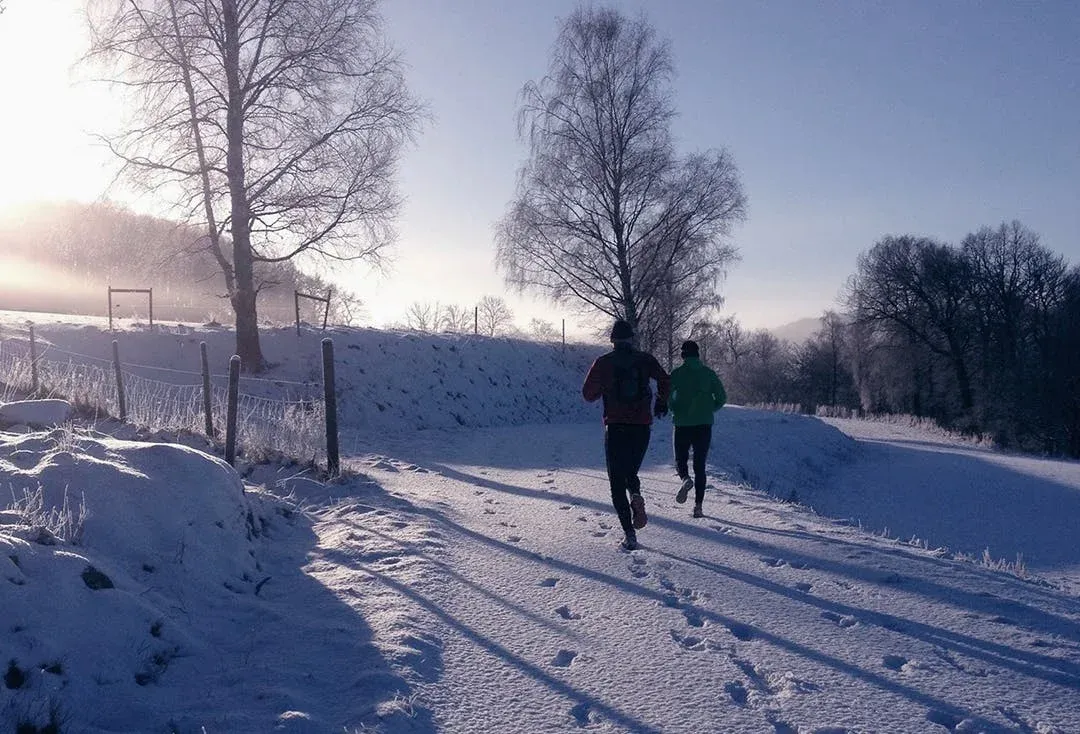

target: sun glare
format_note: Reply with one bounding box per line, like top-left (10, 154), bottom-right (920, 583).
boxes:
top-left (0, 0), bottom-right (120, 210)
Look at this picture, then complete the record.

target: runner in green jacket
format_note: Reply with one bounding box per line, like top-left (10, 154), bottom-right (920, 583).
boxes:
top-left (668, 340), bottom-right (726, 518)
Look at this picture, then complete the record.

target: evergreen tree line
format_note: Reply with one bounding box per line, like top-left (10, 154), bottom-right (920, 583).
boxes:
top-left (688, 221), bottom-right (1080, 458)
top-left (0, 202), bottom-right (363, 326)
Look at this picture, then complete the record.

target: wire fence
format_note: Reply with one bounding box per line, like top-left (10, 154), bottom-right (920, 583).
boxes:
top-left (0, 325), bottom-right (326, 466)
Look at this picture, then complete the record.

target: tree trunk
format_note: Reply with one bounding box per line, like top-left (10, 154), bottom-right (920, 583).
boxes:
top-left (222, 0), bottom-right (264, 371)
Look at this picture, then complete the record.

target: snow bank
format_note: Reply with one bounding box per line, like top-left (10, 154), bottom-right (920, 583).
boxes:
top-left (707, 406), bottom-right (857, 502)
top-left (0, 399), bottom-right (73, 429)
top-left (0, 428), bottom-right (260, 729)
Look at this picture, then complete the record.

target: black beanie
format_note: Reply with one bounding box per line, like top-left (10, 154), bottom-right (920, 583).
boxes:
top-left (610, 319), bottom-right (634, 342)
top-left (680, 340), bottom-right (699, 358)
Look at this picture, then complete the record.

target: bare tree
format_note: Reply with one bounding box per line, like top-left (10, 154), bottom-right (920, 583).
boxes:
top-left (440, 304), bottom-right (473, 334)
top-left (477, 295), bottom-right (513, 337)
top-left (848, 235), bottom-right (977, 413)
top-left (328, 289), bottom-right (366, 327)
top-left (405, 301), bottom-right (443, 333)
top-left (528, 317), bottom-right (559, 342)
top-left (496, 6), bottom-right (744, 333)
top-left (712, 315), bottom-right (749, 366)
top-left (84, 0), bottom-right (422, 370)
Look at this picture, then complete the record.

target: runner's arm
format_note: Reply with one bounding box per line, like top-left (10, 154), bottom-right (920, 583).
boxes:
top-left (582, 358), bottom-right (606, 402)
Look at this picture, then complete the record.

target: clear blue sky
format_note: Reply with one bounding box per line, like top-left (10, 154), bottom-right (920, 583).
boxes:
top-left (367, 0), bottom-right (1079, 331)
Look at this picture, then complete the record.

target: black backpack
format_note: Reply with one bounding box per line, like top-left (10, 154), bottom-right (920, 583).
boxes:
top-left (608, 350), bottom-right (651, 406)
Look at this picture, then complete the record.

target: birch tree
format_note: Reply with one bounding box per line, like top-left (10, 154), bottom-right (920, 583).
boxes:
top-left (84, 0), bottom-right (422, 369)
top-left (496, 6), bottom-right (744, 334)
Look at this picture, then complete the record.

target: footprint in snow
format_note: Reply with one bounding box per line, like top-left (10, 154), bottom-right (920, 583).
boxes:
top-left (483, 508), bottom-right (496, 515)
top-left (556, 605), bottom-right (582, 620)
top-left (683, 609), bottom-right (705, 628)
top-left (883, 654), bottom-right (908, 671)
top-left (821, 611), bottom-right (858, 629)
top-left (725, 622), bottom-right (755, 641)
top-left (670, 629), bottom-right (707, 651)
top-left (795, 582), bottom-right (813, 593)
top-left (539, 577), bottom-right (559, 588)
top-left (724, 681), bottom-right (748, 705)
top-left (542, 478), bottom-right (555, 485)
top-left (591, 531), bottom-right (608, 538)
top-left (760, 557), bottom-right (786, 568)
top-left (659, 593), bottom-right (681, 609)
top-left (559, 505), bottom-right (572, 510)
top-left (507, 535), bottom-right (522, 543)
top-left (498, 521), bottom-right (518, 528)
top-left (925, 709), bottom-right (965, 731)
top-left (569, 702), bottom-right (592, 727)
top-left (551, 649), bottom-right (578, 667)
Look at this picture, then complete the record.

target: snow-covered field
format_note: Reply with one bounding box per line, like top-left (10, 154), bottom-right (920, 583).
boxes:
top-left (2, 312), bottom-right (1079, 733)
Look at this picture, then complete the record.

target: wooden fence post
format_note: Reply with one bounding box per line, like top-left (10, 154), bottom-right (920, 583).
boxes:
top-left (474, 306), bottom-right (478, 336)
top-left (225, 355), bottom-right (240, 466)
top-left (322, 338), bottom-right (339, 476)
top-left (28, 325), bottom-right (39, 394)
top-left (112, 340), bottom-right (126, 422)
top-left (294, 291), bottom-right (301, 337)
top-left (200, 342), bottom-right (214, 438)
top-left (108, 287), bottom-right (113, 331)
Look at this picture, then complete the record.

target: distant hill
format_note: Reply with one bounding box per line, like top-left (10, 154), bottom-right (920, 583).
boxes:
top-left (769, 316), bottom-right (821, 344)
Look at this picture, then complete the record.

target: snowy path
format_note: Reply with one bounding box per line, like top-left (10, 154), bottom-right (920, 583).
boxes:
top-left (338, 420), bottom-right (1080, 734)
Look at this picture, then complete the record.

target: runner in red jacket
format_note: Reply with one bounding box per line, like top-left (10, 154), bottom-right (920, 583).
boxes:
top-left (582, 319), bottom-right (670, 550)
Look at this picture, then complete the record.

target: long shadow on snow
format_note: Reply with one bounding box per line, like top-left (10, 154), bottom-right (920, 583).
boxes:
top-left (401, 506), bottom-right (1024, 732)
top-left (421, 460), bottom-right (1080, 643)
top-left (328, 518), bottom-right (588, 645)
top-left (718, 516), bottom-right (1075, 608)
top-left (200, 481), bottom-right (438, 733)
top-left (316, 543), bottom-right (660, 733)
top-left (653, 545), bottom-right (1080, 689)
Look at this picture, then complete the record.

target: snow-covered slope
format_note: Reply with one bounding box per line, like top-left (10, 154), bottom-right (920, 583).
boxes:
top-left (0, 311), bottom-right (601, 434)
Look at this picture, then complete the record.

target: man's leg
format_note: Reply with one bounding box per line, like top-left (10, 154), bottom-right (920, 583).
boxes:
top-left (605, 425), bottom-right (634, 534)
top-left (673, 426), bottom-right (691, 479)
top-left (626, 425), bottom-right (651, 528)
top-left (692, 425), bottom-right (713, 506)
top-left (673, 426), bottom-right (694, 503)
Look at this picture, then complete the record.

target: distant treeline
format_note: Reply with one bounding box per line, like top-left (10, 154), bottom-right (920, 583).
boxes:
top-left (0, 201), bottom-right (360, 325)
top-left (694, 221), bottom-right (1080, 457)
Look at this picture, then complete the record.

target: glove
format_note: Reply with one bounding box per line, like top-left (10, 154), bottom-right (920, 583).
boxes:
top-left (654, 402), bottom-right (668, 418)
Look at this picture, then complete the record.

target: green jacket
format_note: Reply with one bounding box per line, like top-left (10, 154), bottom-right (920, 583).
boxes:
top-left (669, 357), bottom-right (726, 427)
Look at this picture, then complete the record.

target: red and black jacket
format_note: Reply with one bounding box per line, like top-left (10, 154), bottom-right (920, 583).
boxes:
top-left (582, 345), bottom-right (671, 425)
